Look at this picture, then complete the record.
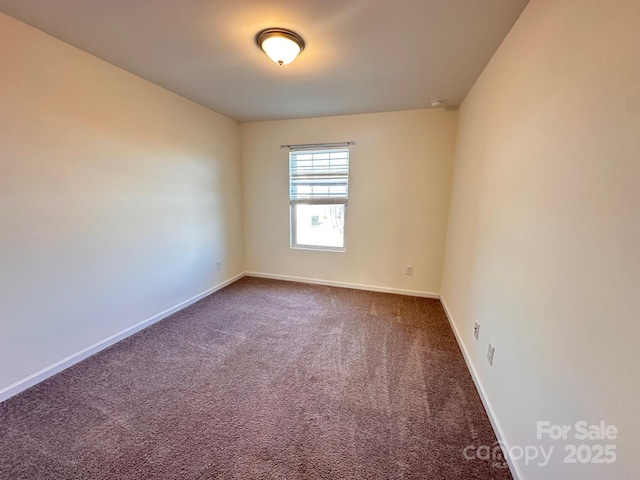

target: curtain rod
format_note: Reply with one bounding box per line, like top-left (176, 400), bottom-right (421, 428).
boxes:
top-left (280, 141), bottom-right (356, 149)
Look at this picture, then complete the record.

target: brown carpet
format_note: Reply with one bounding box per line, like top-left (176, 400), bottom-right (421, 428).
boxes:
top-left (0, 277), bottom-right (512, 479)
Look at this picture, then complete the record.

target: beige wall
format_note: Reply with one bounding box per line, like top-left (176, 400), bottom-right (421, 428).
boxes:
top-left (441, 1), bottom-right (640, 478)
top-left (241, 109), bottom-right (458, 296)
top-left (0, 13), bottom-right (244, 396)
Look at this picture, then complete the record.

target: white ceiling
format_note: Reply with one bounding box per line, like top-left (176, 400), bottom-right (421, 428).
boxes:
top-left (0, 0), bottom-right (528, 122)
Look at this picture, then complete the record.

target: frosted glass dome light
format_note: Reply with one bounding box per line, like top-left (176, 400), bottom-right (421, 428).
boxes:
top-left (256, 28), bottom-right (305, 66)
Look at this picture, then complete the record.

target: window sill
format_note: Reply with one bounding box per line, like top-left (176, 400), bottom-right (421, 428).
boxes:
top-left (290, 245), bottom-right (346, 253)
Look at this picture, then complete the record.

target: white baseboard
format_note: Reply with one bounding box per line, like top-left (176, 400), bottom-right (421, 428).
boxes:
top-left (440, 296), bottom-right (525, 480)
top-left (0, 272), bottom-right (246, 404)
top-left (245, 271), bottom-right (440, 299)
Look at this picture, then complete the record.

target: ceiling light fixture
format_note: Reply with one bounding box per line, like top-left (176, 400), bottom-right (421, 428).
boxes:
top-left (256, 28), bottom-right (305, 66)
top-left (430, 99), bottom-right (444, 108)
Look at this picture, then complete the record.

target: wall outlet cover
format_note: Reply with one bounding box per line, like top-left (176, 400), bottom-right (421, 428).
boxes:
top-left (487, 343), bottom-right (495, 365)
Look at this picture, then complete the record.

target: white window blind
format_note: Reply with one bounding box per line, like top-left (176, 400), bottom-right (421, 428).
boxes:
top-left (289, 148), bottom-right (349, 205)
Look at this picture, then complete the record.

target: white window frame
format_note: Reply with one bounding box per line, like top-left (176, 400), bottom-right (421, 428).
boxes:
top-left (288, 145), bottom-right (350, 252)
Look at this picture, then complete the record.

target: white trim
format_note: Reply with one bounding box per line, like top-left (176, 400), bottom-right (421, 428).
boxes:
top-left (245, 271), bottom-right (440, 299)
top-left (0, 272), bottom-right (246, 404)
top-left (289, 246), bottom-right (346, 253)
top-left (440, 295), bottom-right (525, 480)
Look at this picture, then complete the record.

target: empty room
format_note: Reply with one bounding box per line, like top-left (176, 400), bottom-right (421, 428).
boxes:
top-left (0, 1), bottom-right (637, 479)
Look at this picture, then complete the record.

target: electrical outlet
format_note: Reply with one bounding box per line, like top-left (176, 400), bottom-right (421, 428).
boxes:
top-left (216, 259), bottom-right (222, 271)
top-left (474, 322), bottom-right (480, 340)
top-left (405, 265), bottom-right (414, 275)
top-left (487, 343), bottom-right (495, 366)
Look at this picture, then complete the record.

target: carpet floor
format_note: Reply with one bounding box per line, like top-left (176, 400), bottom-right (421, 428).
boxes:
top-left (0, 277), bottom-right (512, 479)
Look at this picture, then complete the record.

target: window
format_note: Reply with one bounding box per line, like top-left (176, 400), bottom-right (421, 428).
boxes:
top-left (289, 146), bottom-right (349, 251)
